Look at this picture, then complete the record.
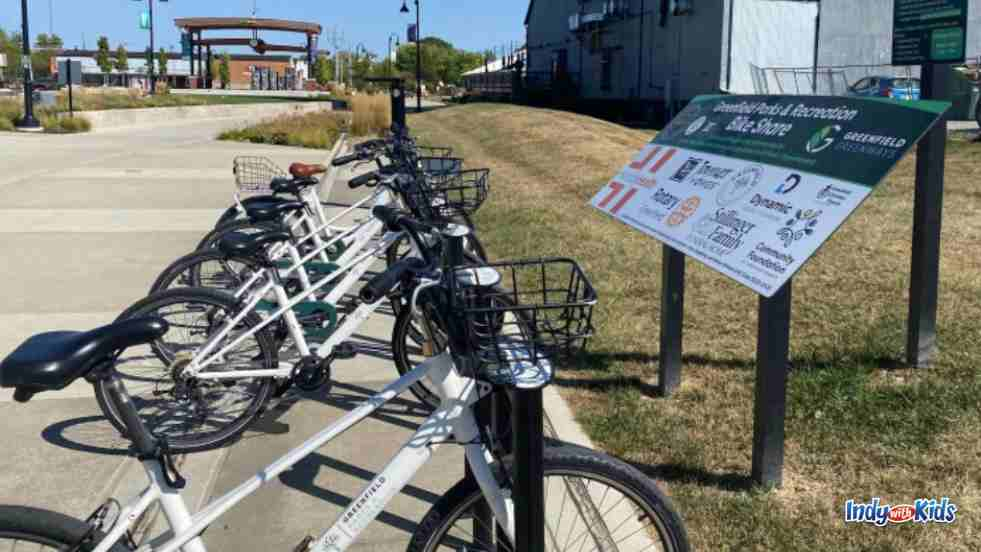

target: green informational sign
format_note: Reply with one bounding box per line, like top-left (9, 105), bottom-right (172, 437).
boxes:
top-left (592, 95), bottom-right (950, 296)
top-left (893, 0), bottom-right (968, 65)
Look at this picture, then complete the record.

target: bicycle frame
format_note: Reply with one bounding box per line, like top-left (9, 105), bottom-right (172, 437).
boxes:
top-left (91, 353), bottom-right (514, 552)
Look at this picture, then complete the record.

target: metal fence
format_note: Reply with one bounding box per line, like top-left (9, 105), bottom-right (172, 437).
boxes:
top-left (749, 63), bottom-right (920, 96)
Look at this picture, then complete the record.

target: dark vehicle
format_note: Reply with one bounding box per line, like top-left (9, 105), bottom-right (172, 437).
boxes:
top-left (848, 76), bottom-right (920, 101)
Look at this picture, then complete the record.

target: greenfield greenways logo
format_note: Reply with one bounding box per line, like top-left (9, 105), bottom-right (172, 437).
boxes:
top-left (805, 125), bottom-right (842, 154)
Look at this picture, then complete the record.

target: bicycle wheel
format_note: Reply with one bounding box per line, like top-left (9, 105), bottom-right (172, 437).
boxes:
top-left (391, 303), bottom-right (449, 409)
top-left (149, 249), bottom-right (264, 294)
top-left (0, 505), bottom-right (133, 552)
top-left (196, 219), bottom-right (284, 251)
top-left (94, 288), bottom-right (277, 453)
top-left (408, 446), bottom-right (690, 552)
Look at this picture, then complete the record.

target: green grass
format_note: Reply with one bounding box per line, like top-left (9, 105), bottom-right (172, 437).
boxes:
top-left (408, 104), bottom-right (981, 551)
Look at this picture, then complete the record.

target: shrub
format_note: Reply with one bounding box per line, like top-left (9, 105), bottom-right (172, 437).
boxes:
top-left (41, 113), bottom-right (92, 133)
top-left (350, 93), bottom-right (391, 136)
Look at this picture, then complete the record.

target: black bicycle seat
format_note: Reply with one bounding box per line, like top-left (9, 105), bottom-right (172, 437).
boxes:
top-left (246, 201), bottom-right (305, 223)
top-left (0, 317), bottom-right (168, 402)
top-left (216, 230), bottom-right (293, 259)
top-left (271, 177), bottom-right (319, 196)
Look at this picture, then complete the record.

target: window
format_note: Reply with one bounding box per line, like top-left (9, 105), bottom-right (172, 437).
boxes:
top-left (601, 49), bottom-right (612, 91)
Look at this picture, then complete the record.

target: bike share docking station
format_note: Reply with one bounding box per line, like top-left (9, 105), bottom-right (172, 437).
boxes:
top-left (374, 77), bottom-right (549, 550)
top-left (591, 59), bottom-right (954, 485)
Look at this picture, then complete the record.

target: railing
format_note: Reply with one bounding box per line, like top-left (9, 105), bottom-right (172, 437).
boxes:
top-left (749, 63), bottom-right (919, 96)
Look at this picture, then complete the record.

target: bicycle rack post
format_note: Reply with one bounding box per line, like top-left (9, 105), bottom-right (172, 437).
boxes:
top-left (391, 80), bottom-right (407, 131)
top-left (513, 388), bottom-right (546, 552)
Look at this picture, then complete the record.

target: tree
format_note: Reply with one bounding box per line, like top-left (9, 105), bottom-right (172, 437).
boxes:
top-left (219, 53), bottom-right (231, 89)
top-left (312, 54), bottom-right (333, 86)
top-left (157, 48), bottom-right (168, 78)
top-left (114, 45), bottom-right (129, 86)
top-left (31, 33), bottom-right (62, 79)
top-left (95, 36), bottom-right (113, 85)
top-left (0, 29), bottom-right (23, 85)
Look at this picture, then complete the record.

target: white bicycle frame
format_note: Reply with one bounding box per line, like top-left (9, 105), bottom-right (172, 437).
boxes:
top-left (91, 352), bottom-right (515, 552)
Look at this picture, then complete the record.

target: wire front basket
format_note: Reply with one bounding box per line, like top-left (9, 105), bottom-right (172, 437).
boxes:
top-left (233, 156), bottom-right (288, 194)
top-left (418, 156), bottom-right (464, 176)
top-left (451, 258), bottom-right (597, 388)
top-left (417, 145), bottom-right (453, 158)
top-left (409, 169), bottom-right (490, 221)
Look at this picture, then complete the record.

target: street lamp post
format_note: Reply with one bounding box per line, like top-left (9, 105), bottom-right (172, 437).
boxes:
top-left (400, 0), bottom-right (422, 112)
top-left (16, 0), bottom-right (40, 130)
top-left (387, 33), bottom-right (400, 77)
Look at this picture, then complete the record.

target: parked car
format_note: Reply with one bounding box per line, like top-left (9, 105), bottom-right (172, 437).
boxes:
top-left (848, 76), bottom-right (920, 100)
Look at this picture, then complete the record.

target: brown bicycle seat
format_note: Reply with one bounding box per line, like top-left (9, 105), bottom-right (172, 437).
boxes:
top-left (289, 163), bottom-right (328, 179)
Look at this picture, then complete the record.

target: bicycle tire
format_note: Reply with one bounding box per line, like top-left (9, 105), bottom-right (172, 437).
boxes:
top-left (195, 219), bottom-right (284, 251)
top-left (95, 288), bottom-right (277, 453)
top-left (407, 445), bottom-right (690, 552)
top-left (0, 505), bottom-right (134, 552)
top-left (149, 249), bottom-right (264, 294)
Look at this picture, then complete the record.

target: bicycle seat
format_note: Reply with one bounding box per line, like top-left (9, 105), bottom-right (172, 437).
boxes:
top-left (216, 230), bottom-right (293, 259)
top-left (271, 177), bottom-right (318, 196)
top-left (289, 163), bottom-right (327, 179)
top-left (246, 201), bottom-right (306, 223)
top-left (0, 317), bottom-right (168, 402)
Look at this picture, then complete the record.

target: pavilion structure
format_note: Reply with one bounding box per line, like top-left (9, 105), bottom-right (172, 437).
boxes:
top-left (174, 17), bottom-right (323, 88)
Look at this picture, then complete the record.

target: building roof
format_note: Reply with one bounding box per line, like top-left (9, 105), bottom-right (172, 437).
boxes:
top-left (174, 17), bottom-right (322, 36)
top-left (524, 0), bottom-right (535, 26)
top-left (59, 49), bottom-right (292, 62)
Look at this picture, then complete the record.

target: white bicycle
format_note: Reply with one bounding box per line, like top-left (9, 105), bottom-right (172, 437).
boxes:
top-left (0, 211), bottom-right (690, 552)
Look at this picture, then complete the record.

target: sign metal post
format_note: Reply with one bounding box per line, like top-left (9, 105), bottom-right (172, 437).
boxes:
top-left (658, 245), bottom-right (685, 396)
top-left (751, 280), bottom-right (793, 486)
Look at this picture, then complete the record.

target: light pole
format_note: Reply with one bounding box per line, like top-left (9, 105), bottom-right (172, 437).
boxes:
top-left (136, 0), bottom-right (159, 94)
top-left (400, 0), bottom-right (421, 112)
top-left (16, 0), bottom-right (40, 130)
top-left (387, 33), bottom-right (400, 77)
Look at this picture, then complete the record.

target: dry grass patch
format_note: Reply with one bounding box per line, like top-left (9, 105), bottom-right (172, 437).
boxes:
top-left (409, 103), bottom-right (981, 551)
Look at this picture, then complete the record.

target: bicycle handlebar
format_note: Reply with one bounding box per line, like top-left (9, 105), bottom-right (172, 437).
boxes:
top-left (360, 257), bottom-right (427, 303)
top-left (348, 172), bottom-right (378, 189)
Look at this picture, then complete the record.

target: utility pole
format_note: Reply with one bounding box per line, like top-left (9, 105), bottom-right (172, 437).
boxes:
top-left (16, 0), bottom-right (40, 131)
top-left (148, 0), bottom-right (156, 94)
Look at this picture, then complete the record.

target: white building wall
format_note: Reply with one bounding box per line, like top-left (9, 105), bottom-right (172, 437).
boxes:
top-left (725, 0), bottom-right (819, 94)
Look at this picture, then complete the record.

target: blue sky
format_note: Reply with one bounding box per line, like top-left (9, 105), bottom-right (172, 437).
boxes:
top-left (2, 1), bottom-right (528, 56)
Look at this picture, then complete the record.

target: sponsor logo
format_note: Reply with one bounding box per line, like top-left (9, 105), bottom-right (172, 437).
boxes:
top-left (667, 196), bottom-right (701, 227)
top-left (690, 208), bottom-right (756, 256)
top-left (688, 162), bottom-right (735, 191)
top-left (685, 115), bottom-right (708, 136)
top-left (805, 125), bottom-right (841, 154)
top-left (844, 497), bottom-right (957, 527)
top-left (745, 193), bottom-right (794, 222)
top-left (815, 184), bottom-right (852, 207)
top-left (777, 209), bottom-right (822, 248)
top-left (774, 174), bottom-right (802, 195)
top-left (670, 158), bottom-right (703, 183)
top-left (638, 188), bottom-right (682, 221)
top-left (745, 242), bottom-right (796, 275)
top-left (717, 165), bottom-right (763, 207)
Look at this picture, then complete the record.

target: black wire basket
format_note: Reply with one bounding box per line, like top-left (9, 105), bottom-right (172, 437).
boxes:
top-left (409, 169), bottom-right (490, 221)
top-left (418, 156), bottom-right (464, 176)
top-left (417, 145), bottom-right (454, 158)
top-left (233, 156), bottom-right (288, 194)
top-left (451, 258), bottom-right (597, 388)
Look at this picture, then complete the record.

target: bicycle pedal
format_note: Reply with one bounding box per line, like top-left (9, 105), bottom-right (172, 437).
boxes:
top-left (332, 342), bottom-right (357, 360)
